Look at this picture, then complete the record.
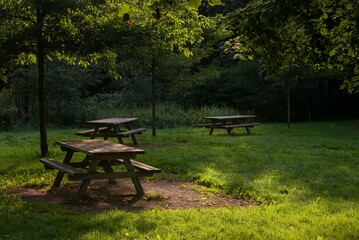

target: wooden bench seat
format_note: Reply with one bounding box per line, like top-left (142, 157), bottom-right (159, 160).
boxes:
top-left (40, 157), bottom-right (160, 183)
top-left (197, 123), bottom-right (222, 127)
top-left (76, 127), bottom-right (146, 137)
top-left (40, 158), bottom-right (84, 176)
top-left (117, 128), bottom-right (146, 137)
top-left (198, 123), bottom-right (260, 129)
top-left (220, 123), bottom-right (260, 129)
top-left (75, 127), bottom-right (108, 136)
top-left (114, 159), bottom-right (161, 173)
top-left (199, 122), bottom-right (260, 135)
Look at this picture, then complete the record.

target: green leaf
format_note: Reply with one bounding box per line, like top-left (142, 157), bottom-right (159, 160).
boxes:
top-left (320, 27), bottom-right (328, 35)
top-left (188, 0), bottom-right (201, 9)
top-left (208, 0), bottom-right (221, 6)
top-left (119, 4), bottom-right (131, 18)
top-left (329, 48), bottom-right (336, 57)
top-left (346, 3), bottom-right (353, 10)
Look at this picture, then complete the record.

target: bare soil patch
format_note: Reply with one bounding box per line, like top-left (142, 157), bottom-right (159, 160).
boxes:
top-left (8, 178), bottom-right (254, 213)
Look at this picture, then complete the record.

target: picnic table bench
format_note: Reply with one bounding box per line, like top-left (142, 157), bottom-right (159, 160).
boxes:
top-left (40, 139), bottom-right (161, 196)
top-left (76, 118), bottom-right (146, 145)
top-left (199, 115), bottom-right (260, 135)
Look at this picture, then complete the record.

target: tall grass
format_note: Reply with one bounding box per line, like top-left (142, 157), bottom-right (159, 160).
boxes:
top-left (1, 120), bottom-right (359, 239)
top-left (76, 102), bottom-right (243, 128)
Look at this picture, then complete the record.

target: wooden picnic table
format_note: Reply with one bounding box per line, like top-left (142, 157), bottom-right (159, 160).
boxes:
top-left (76, 118), bottom-right (146, 145)
top-left (200, 115), bottom-right (260, 135)
top-left (40, 139), bottom-right (160, 196)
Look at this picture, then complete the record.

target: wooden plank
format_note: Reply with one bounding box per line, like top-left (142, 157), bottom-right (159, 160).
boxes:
top-left (56, 140), bottom-right (145, 156)
top-left (205, 123), bottom-right (259, 129)
top-left (222, 123), bottom-right (260, 129)
top-left (197, 123), bottom-right (222, 127)
top-left (85, 118), bottom-right (138, 126)
top-left (69, 170), bottom-right (155, 181)
top-left (115, 159), bottom-right (161, 172)
top-left (77, 132), bottom-right (126, 138)
top-left (40, 158), bottom-right (84, 176)
top-left (117, 128), bottom-right (146, 137)
top-left (75, 127), bottom-right (108, 136)
top-left (204, 115), bottom-right (256, 120)
top-left (129, 159), bottom-right (161, 172)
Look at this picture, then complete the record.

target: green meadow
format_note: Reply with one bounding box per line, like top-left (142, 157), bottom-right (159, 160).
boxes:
top-left (1, 121), bottom-right (359, 239)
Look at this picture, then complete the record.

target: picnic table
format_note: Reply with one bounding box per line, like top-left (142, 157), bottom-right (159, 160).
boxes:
top-left (40, 139), bottom-right (161, 196)
top-left (76, 117), bottom-right (146, 145)
top-left (199, 115), bottom-right (260, 135)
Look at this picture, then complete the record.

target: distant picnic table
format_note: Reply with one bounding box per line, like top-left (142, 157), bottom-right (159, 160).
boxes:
top-left (40, 139), bottom-right (161, 196)
top-left (199, 115), bottom-right (260, 135)
top-left (76, 118), bottom-right (146, 145)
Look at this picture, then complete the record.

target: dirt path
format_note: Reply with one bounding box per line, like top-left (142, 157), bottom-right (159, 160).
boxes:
top-left (8, 178), bottom-right (254, 213)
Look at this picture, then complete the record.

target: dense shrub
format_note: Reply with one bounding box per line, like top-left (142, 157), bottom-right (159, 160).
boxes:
top-left (0, 87), bottom-right (18, 130)
top-left (1, 60), bottom-right (359, 130)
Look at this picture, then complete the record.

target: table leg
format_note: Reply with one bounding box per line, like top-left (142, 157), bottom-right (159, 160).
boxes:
top-left (78, 181), bottom-right (91, 197)
top-left (90, 127), bottom-right (100, 139)
top-left (53, 151), bottom-right (74, 188)
top-left (100, 160), bottom-right (116, 184)
top-left (123, 158), bottom-right (144, 195)
top-left (103, 127), bottom-right (113, 140)
top-left (241, 119), bottom-right (251, 135)
top-left (78, 159), bottom-right (99, 196)
top-left (114, 126), bottom-right (124, 144)
top-left (130, 134), bottom-right (138, 145)
top-left (117, 137), bottom-right (124, 144)
top-left (125, 124), bottom-right (137, 145)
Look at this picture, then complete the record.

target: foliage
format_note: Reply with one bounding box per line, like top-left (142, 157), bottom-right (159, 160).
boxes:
top-left (1, 121), bottom-right (359, 239)
top-left (0, 87), bottom-right (18, 130)
top-left (224, 0), bottom-right (359, 93)
top-left (1, 59), bottom-right (359, 130)
top-left (0, 0), bottom-right (220, 154)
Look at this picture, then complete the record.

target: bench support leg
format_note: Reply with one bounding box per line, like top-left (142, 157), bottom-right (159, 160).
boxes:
top-left (123, 158), bottom-right (144, 195)
top-left (52, 151), bottom-right (74, 188)
top-left (226, 128), bottom-right (233, 135)
top-left (245, 127), bottom-right (251, 135)
top-left (209, 128), bottom-right (214, 135)
top-left (78, 180), bottom-right (91, 197)
top-left (53, 172), bottom-right (65, 188)
top-left (130, 135), bottom-right (138, 145)
top-left (116, 137), bottom-right (124, 144)
top-left (78, 159), bottom-right (99, 196)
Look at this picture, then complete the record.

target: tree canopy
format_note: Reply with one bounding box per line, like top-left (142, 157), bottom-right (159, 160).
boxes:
top-left (0, 0), bottom-right (220, 156)
top-left (225, 0), bottom-right (358, 93)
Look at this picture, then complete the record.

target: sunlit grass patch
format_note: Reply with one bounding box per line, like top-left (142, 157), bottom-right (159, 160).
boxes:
top-left (0, 121), bottom-right (359, 239)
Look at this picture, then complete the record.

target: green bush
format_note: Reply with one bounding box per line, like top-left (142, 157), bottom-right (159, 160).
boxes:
top-left (2, 60), bottom-right (359, 129)
top-left (0, 87), bottom-right (18, 130)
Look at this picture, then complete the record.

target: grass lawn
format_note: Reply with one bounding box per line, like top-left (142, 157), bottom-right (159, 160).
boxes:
top-left (0, 121), bottom-right (359, 239)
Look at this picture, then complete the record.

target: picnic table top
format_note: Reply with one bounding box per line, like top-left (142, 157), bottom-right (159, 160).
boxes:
top-left (56, 139), bottom-right (144, 155)
top-left (204, 115), bottom-right (256, 121)
top-left (85, 118), bottom-right (138, 125)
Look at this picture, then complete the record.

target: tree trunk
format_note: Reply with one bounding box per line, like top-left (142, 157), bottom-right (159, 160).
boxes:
top-left (151, 58), bottom-right (157, 137)
top-left (287, 83), bottom-right (291, 129)
top-left (36, 6), bottom-right (48, 157)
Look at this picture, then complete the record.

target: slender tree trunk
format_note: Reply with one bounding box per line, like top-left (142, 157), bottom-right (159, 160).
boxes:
top-left (24, 77), bottom-right (30, 122)
top-left (287, 82), bottom-right (291, 129)
top-left (151, 57), bottom-right (157, 137)
top-left (36, 7), bottom-right (48, 157)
